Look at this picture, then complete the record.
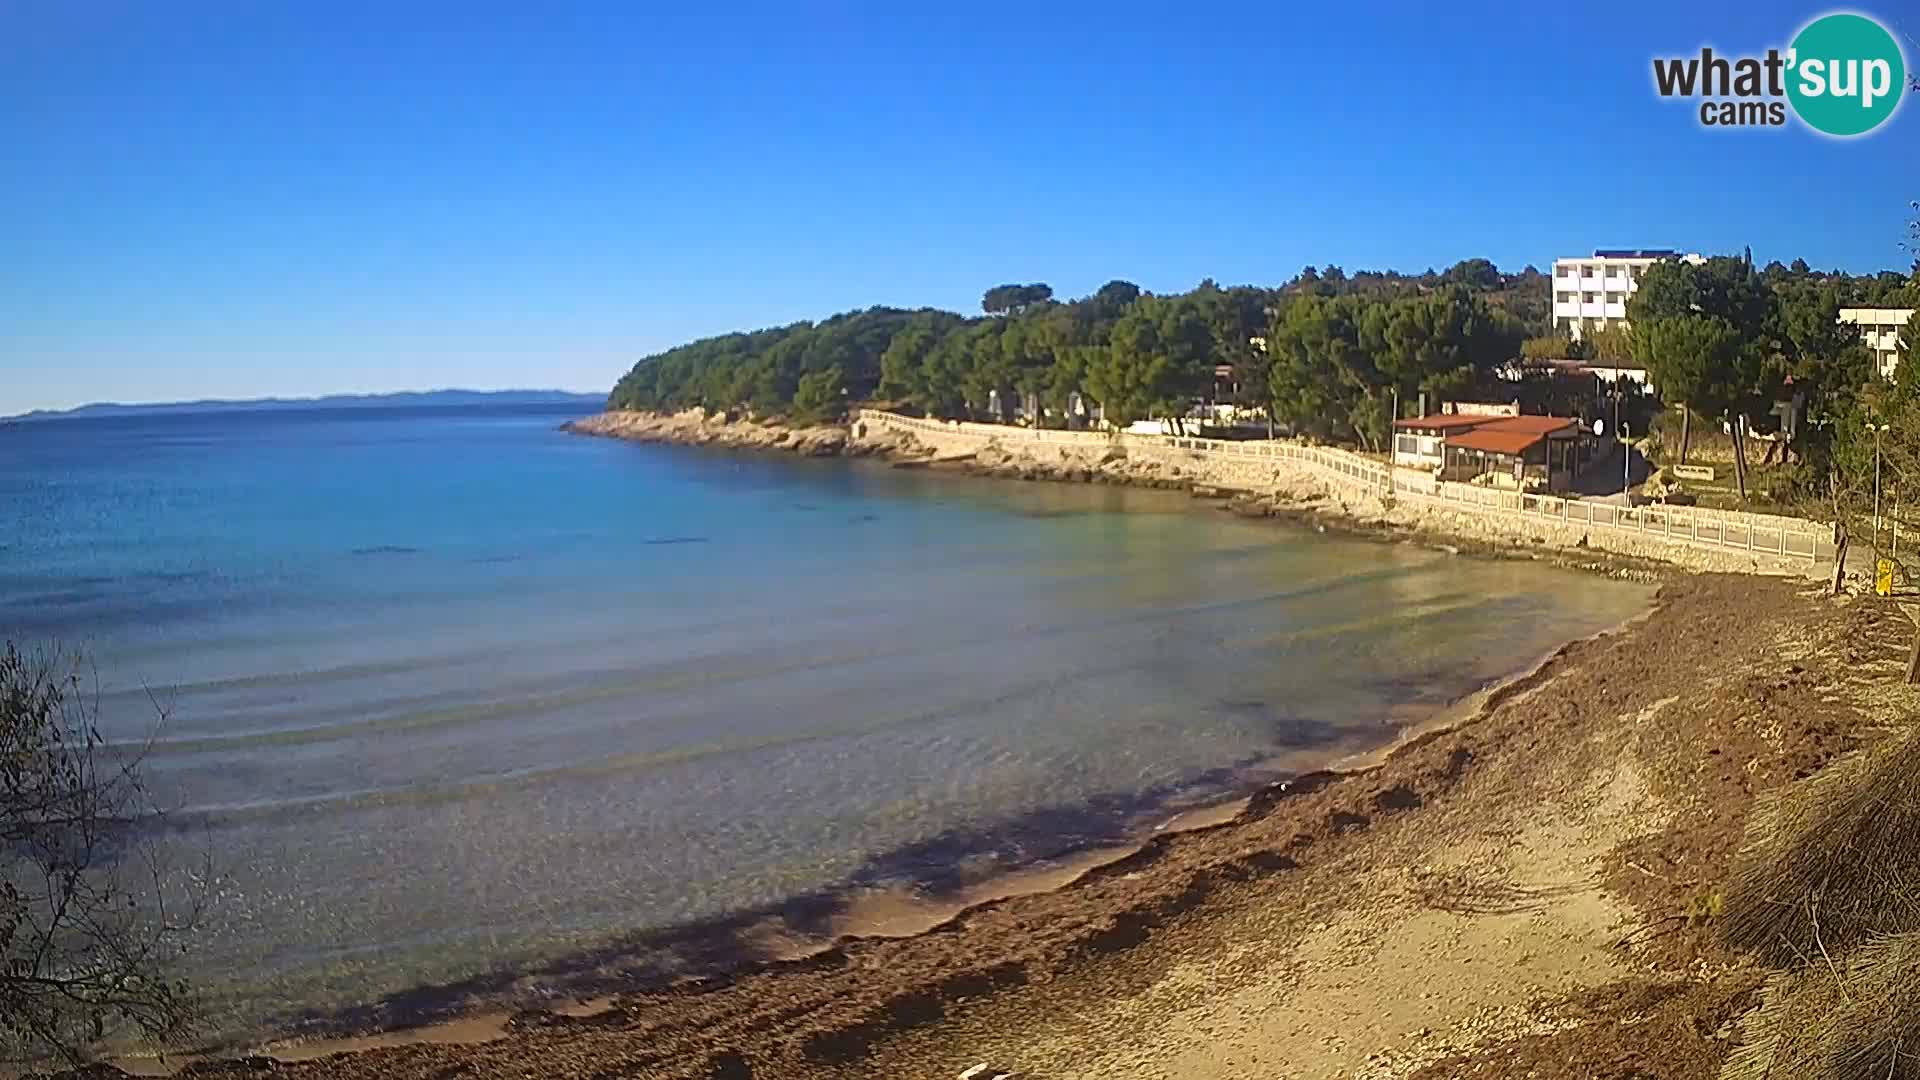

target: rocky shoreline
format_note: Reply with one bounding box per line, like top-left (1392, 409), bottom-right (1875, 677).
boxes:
top-left (563, 408), bottom-right (1267, 487)
top-left (561, 410), bottom-right (861, 458)
top-left (563, 409), bottom-right (1675, 582)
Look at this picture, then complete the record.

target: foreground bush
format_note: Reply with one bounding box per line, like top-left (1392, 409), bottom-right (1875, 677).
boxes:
top-left (1720, 723), bottom-right (1920, 966)
top-left (1, 643), bottom-right (198, 1065)
top-left (1722, 932), bottom-right (1920, 1080)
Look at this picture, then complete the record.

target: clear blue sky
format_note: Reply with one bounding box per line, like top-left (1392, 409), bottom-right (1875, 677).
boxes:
top-left (5, 1), bottom-right (1916, 414)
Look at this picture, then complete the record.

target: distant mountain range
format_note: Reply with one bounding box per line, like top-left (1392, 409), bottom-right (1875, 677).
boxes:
top-left (5, 389), bottom-right (606, 422)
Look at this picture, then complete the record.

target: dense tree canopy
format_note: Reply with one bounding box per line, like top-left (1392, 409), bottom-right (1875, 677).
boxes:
top-left (1521, 335), bottom-right (1577, 361)
top-left (1898, 310), bottom-right (1920, 396)
top-left (1627, 254), bottom-right (1894, 497)
top-left (1628, 256), bottom-right (1773, 436)
top-left (981, 283), bottom-right (1055, 316)
top-left (606, 258), bottom-right (1915, 461)
top-left (608, 307), bottom-right (928, 416)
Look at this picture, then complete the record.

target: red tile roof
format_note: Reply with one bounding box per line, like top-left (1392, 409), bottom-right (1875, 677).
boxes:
top-left (1397, 409), bottom-right (1574, 447)
top-left (1484, 415), bottom-right (1581, 435)
top-left (1443, 413), bottom-right (1582, 451)
top-left (1448, 428), bottom-right (1553, 456)
top-left (1444, 415), bottom-right (1581, 456)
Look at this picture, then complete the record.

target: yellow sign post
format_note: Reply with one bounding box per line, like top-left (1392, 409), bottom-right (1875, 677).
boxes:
top-left (1877, 558), bottom-right (1895, 597)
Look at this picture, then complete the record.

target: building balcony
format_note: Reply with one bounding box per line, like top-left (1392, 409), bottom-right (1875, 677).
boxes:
top-left (1552, 301), bottom-right (1581, 318)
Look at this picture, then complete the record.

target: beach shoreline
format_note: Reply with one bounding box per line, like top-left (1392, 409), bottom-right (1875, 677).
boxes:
top-left (53, 416), bottom-right (1882, 1080)
top-left (88, 597), bottom-right (1635, 1077)
top-left (100, 593), bottom-right (1640, 1072)
top-left (74, 571), bottom-right (1912, 1080)
top-left (564, 407), bottom-right (1827, 584)
top-left (560, 409), bottom-right (1700, 583)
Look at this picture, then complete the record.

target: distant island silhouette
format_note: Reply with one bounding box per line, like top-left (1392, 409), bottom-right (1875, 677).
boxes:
top-left (5, 389), bottom-right (605, 422)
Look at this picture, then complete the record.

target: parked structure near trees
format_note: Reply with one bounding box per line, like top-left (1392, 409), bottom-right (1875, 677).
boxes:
top-left (1839, 305), bottom-right (1914, 380)
top-left (1391, 406), bottom-right (1595, 492)
top-left (1550, 249), bottom-right (1705, 339)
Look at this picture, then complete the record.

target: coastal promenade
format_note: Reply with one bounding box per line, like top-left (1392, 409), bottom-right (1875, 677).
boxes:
top-left (852, 409), bottom-right (1836, 576)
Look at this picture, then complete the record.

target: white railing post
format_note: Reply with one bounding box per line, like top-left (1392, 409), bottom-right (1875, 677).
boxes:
top-left (843, 411), bottom-right (1827, 567)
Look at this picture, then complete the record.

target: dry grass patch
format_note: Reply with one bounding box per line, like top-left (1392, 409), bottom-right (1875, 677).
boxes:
top-left (1721, 932), bottom-right (1920, 1080)
top-left (1720, 723), bottom-right (1920, 966)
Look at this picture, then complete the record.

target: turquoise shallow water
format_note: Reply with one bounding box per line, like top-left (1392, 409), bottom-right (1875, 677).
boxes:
top-left (0, 404), bottom-right (1650, 1039)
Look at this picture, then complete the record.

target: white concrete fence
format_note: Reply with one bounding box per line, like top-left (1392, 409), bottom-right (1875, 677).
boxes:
top-left (854, 409), bottom-right (1835, 565)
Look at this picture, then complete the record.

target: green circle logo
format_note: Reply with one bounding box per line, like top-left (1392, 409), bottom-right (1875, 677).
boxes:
top-left (1786, 13), bottom-right (1906, 137)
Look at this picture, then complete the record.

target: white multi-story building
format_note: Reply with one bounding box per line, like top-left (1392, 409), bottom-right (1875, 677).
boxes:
top-left (1839, 306), bottom-right (1913, 381)
top-left (1550, 249), bottom-right (1704, 339)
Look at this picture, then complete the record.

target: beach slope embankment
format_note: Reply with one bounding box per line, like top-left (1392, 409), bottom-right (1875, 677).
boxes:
top-left (134, 574), bottom-right (1917, 1080)
top-left (564, 408), bottom-right (1828, 579)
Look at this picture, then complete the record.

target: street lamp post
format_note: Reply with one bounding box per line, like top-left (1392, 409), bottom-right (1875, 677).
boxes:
top-left (1387, 387), bottom-right (1399, 499)
top-left (1622, 422), bottom-right (1631, 502)
top-left (1874, 422), bottom-right (1890, 559)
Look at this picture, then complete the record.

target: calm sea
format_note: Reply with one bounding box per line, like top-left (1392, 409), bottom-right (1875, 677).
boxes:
top-left (0, 403), bottom-right (1648, 1041)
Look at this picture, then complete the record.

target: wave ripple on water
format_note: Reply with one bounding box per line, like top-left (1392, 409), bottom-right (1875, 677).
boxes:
top-left (0, 404), bottom-right (1651, 1040)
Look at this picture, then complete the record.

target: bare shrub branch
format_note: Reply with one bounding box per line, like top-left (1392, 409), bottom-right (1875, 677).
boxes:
top-left (2, 642), bottom-right (201, 1065)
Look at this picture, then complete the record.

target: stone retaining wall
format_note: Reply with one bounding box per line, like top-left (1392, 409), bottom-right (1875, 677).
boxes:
top-left (852, 410), bottom-right (1831, 579)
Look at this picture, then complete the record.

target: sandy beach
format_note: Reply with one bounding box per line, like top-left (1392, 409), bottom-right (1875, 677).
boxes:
top-left (62, 566), bottom-right (1910, 1080)
top-left (18, 4), bottom-right (1908, 1071)
top-left (44, 414), bottom-right (1897, 1079)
